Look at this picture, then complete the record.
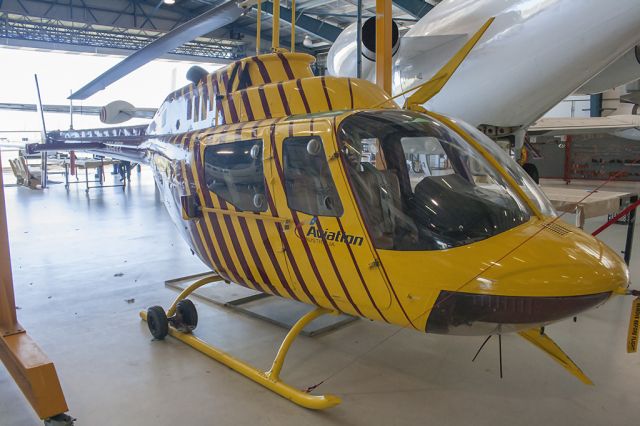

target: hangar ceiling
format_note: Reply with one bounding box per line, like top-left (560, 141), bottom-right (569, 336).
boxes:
top-left (0, 0), bottom-right (439, 61)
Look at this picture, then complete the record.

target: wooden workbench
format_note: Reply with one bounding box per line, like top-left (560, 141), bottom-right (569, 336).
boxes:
top-left (541, 186), bottom-right (634, 228)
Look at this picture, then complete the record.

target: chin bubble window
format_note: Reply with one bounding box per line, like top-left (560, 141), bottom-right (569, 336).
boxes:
top-left (283, 136), bottom-right (344, 217)
top-left (339, 110), bottom-right (530, 251)
top-left (203, 139), bottom-right (267, 212)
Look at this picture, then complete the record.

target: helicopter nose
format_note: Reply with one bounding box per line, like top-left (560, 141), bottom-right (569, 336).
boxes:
top-left (425, 223), bottom-right (629, 336)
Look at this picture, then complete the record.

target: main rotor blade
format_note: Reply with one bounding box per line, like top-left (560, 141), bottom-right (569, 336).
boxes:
top-left (69, 1), bottom-right (245, 100)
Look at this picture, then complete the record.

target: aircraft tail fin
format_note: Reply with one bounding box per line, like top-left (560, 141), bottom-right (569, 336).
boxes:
top-left (519, 328), bottom-right (593, 385)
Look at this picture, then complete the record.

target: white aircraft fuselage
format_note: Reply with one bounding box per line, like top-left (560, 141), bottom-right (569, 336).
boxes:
top-left (328, 0), bottom-right (640, 132)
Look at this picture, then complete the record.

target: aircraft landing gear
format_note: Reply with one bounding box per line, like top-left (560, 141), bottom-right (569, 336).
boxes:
top-left (146, 299), bottom-right (198, 339)
top-left (140, 273), bottom-right (341, 409)
top-left (146, 306), bottom-right (169, 340)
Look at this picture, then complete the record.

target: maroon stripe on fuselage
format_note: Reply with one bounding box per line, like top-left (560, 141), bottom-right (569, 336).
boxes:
top-left (277, 53), bottom-right (295, 80)
top-left (216, 197), bottom-right (266, 292)
top-left (264, 183), bottom-right (314, 303)
top-left (315, 218), bottom-right (363, 316)
top-left (258, 87), bottom-right (272, 118)
top-left (240, 90), bottom-right (255, 122)
top-left (347, 78), bottom-right (354, 109)
top-left (336, 218), bottom-right (389, 322)
top-left (277, 83), bottom-right (291, 115)
top-left (221, 72), bottom-right (240, 123)
top-left (252, 57), bottom-right (271, 84)
top-left (226, 191), bottom-right (283, 297)
top-left (296, 79), bottom-right (311, 114)
top-left (321, 77), bottom-right (333, 110)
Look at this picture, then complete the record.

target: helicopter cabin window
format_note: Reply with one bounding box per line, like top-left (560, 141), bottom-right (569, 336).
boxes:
top-left (283, 136), bottom-right (344, 217)
top-left (203, 139), bottom-right (267, 212)
top-left (339, 110), bottom-right (531, 251)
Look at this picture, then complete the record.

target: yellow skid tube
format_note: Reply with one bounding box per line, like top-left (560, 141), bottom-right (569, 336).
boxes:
top-left (140, 282), bottom-right (341, 409)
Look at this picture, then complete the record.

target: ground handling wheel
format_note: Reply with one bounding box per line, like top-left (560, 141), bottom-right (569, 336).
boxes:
top-left (147, 306), bottom-right (169, 340)
top-left (174, 299), bottom-right (198, 333)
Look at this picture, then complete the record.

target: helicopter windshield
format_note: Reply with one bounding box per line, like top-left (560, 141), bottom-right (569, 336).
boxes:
top-left (338, 110), bottom-right (539, 251)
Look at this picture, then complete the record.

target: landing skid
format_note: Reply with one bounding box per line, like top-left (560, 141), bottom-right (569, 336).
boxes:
top-left (139, 274), bottom-right (341, 410)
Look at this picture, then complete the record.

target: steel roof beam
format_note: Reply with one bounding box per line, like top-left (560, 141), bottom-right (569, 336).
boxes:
top-left (259, 2), bottom-right (342, 42)
top-left (392, 0), bottom-right (433, 19)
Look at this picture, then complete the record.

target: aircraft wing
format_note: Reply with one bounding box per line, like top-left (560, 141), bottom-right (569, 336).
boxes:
top-left (26, 124), bottom-right (150, 163)
top-left (400, 34), bottom-right (468, 60)
top-left (528, 115), bottom-right (640, 139)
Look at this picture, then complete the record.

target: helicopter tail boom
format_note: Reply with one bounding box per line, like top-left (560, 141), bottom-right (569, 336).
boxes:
top-left (26, 124), bottom-right (149, 164)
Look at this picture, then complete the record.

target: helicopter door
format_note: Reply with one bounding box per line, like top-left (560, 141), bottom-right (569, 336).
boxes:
top-left (266, 123), bottom-right (393, 321)
top-left (196, 131), bottom-right (295, 296)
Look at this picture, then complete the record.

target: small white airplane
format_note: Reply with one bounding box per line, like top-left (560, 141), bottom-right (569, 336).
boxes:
top-left (327, 0), bottom-right (640, 151)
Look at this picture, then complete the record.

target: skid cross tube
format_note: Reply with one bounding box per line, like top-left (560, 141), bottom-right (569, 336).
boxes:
top-left (140, 276), bottom-right (341, 409)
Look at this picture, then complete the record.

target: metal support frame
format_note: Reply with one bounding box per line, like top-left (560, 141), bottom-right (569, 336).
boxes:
top-left (140, 274), bottom-right (341, 409)
top-left (590, 93), bottom-right (603, 117)
top-left (356, 0), bottom-right (362, 78)
top-left (62, 160), bottom-right (126, 193)
top-left (259, 2), bottom-right (342, 43)
top-left (0, 13), bottom-right (245, 60)
top-left (376, 0), bottom-right (393, 94)
top-left (392, 0), bottom-right (433, 19)
top-left (0, 150), bottom-right (70, 422)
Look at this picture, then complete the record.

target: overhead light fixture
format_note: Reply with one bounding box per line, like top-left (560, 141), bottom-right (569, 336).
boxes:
top-left (164, 0), bottom-right (176, 5)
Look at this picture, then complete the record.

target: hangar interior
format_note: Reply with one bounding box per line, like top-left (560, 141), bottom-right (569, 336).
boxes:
top-left (1, 1), bottom-right (640, 425)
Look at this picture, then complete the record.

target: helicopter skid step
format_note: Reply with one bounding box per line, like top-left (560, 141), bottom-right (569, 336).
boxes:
top-left (139, 275), bottom-right (341, 410)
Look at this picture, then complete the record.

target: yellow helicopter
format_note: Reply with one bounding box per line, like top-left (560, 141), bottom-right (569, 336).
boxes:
top-left (28, 1), bottom-right (638, 410)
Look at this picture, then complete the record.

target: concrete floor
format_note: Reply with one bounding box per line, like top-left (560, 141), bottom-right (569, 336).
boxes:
top-left (1, 171), bottom-right (639, 426)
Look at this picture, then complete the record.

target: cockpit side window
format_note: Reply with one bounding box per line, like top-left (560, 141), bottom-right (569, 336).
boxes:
top-left (283, 136), bottom-right (344, 217)
top-left (203, 139), bottom-right (267, 212)
top-left (339, 110), bottom-right (530, 251)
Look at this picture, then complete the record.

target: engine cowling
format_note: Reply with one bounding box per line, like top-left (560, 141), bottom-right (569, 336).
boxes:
top-left (100, 100), bottom-right (137, 124)
top-left (327, 17), bottom-right (400, 78)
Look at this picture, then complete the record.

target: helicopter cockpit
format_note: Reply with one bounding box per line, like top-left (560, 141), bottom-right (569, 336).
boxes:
top-left (338, 110), bottom-right (555, 251)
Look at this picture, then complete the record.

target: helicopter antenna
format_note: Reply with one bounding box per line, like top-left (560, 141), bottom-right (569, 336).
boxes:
top-left (69, 90), bottom-right (74, 130)
top-left (471, 335), bottom-right (492, 362)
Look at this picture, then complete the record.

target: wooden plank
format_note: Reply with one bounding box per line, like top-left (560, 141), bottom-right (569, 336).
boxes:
top-left (0, 333), bottom-right (68, 419)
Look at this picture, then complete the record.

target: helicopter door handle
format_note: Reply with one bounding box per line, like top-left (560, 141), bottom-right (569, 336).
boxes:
top-left (369, 259), bottom-right (380, 269)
